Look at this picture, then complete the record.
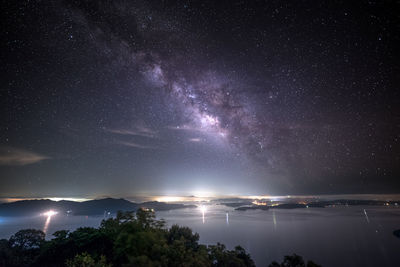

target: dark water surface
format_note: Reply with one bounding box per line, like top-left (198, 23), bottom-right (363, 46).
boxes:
top-left (1, 205), bottom-right (399, 266)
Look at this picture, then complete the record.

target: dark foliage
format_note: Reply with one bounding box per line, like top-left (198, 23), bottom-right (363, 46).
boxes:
top-left (268, 254), bottom-right (321, 267)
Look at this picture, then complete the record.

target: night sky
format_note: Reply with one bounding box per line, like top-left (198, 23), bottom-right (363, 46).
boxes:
top-left (1, 0), bottom-right (399, 199)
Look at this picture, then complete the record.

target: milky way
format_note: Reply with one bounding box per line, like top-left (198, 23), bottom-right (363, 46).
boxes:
top-left (1, 0), bottom-right (399, 197)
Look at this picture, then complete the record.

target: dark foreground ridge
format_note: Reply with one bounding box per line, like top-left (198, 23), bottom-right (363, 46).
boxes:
top-left (0, 198), bottom-right (196, 217)
top-left (0, 209), bottom-right (320, 267)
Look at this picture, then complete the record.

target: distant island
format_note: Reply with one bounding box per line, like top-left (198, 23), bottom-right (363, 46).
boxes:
top-left (221, 201), bottom-right (253, 207)
top-left (235, 205), bottom-right (270, 211)
top-left (221, 199), bottom-right (399, 211)
top-left (0, 198), bottom-right (196, 217)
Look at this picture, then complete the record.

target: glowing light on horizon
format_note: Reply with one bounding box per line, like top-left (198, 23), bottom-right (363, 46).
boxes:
top-left (244, 195), bottom-right (272, 200)
top-left (48, 197), bottom-right (91, 202)
top-left (154, 196), bottom-right (186, 202)
top-left (42, 210), bottom-right (58, 217)
top-left (191, 190), bottom-right (215, 198)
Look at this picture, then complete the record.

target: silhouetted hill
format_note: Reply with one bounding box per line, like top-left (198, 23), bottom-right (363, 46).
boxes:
top-left (140, 201), bottom-right (197, 211)
top-left (68, 198), bottom-right (138, 215)
top-left (235, 205), bottom-right (269, 211)
top-left (0, 198), bottom-right (196, 216)
top-left (221, 201), bottom-right (253, 207)
top-left (0, 199), bottom-right (57, 216)
top-left (271, 203), bottom-right (307, 209)
top-left (214, 198), bottom-right (252, 203)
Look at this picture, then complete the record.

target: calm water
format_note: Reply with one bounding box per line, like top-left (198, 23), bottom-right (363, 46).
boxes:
top-left (1, 205), bottom-right (400, 267)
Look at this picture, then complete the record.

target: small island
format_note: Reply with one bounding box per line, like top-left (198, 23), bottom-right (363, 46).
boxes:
top-left (228, 198), bottom-right (399, 211)
top-left (235, 205), bottom-right (270, 211)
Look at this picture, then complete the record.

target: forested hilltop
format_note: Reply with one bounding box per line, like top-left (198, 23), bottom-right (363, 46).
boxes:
top-left (0, 209), bottom-right (319, 267)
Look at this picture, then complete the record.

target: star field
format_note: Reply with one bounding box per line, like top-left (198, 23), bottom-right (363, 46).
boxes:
top-left (1, 0), bottom-right (399, 198)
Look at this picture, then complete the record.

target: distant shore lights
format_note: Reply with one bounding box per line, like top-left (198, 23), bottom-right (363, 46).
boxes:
top-left (42, 210), bottom-right (58, 217)
top-left (252, 200), bottom-right (267, 206)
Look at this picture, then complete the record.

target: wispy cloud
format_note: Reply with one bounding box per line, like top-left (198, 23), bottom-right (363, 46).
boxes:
top-left (117, 141), bottom-right (159, 150)
top-left (106, 126), bottom-right (158, 138)
top-left (188, 138), bottom-right (202, 142)
top-left (0, 147), bottom-right (50, 166)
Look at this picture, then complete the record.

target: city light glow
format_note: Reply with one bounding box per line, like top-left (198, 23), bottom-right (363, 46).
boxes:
top-left (42, 210), bottom-right (58, 217)
top-left (154, 196), bottom-right (186, 202)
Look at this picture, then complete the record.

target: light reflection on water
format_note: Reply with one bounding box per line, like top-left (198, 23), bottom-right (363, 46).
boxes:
top-left (157, 205), bottom-right (400, 267)
top-left (43, 215), bottom-right (51, 234)
top-left (0, 215), bottom-right (104, 240)
top-left (272, 209), bottom-right (277, 229)
top-left (0, 205), bottom-right (400, 267)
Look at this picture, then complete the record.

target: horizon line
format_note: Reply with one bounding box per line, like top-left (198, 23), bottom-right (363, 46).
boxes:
top-left (1, 193), bottom-right (400, 203)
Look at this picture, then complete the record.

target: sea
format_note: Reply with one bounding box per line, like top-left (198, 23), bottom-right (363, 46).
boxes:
top-left (1, 204), bottom-right (400, 267)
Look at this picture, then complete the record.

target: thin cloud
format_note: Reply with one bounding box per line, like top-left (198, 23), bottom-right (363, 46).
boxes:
top-left (106, 126), bottom-right (158, 138)
top-left (188, 138), bottom-right (202, 142)
top-left (117, 141), bottom-right (159, 150)
top-left (0, 147), bottom-right (50, 166)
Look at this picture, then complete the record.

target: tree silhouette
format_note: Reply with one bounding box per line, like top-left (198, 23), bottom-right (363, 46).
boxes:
top-left (269, 254), bottom-right (321, 267)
